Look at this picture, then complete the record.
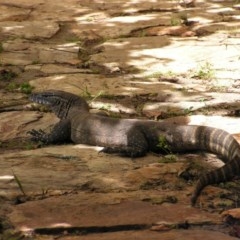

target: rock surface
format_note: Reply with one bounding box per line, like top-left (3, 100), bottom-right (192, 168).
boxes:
top-left (1, 0), bottom-right (240, 239)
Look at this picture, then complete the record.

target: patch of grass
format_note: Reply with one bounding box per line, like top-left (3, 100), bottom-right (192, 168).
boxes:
top-left (80, 85), bottom-right (93, 99)
top-left (6, 82), bottom-right (34, 94)
top-left (193, 62), bottom-right (215, 80)
top-left (20, 83), bottom-right (34, 94)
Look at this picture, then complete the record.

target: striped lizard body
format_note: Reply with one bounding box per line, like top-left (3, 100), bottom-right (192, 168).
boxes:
top-left (28, 90), bottom-right (240, 206)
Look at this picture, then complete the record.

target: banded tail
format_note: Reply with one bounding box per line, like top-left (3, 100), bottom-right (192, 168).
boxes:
top-left (190, 127), bottom-right (240, 205)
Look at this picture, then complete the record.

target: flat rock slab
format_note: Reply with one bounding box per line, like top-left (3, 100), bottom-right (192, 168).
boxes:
top-left (57, 230), bottom-right (239, 240)
top-left (0, 21), bottom-right (60, 39)
top-left (0, 5), bottom-right (31, 21)
top-left (91, 34), bottom-right (240, 76)
top-left (0, 111), bottom-right (57, 141)
top-left (8, 194), bottom-right (225, 239)
top-left (29, 73), bottom-right (174, 97)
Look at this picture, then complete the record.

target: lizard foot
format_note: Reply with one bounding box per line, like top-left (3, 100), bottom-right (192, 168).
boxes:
top-left (27, 129), bottom-right (49, 143)
top-left (101, 146), bottom-right (145, 158)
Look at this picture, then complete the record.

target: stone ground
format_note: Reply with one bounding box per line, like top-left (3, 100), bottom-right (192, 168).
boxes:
top-left (1, 0), bottom-right (240, 239)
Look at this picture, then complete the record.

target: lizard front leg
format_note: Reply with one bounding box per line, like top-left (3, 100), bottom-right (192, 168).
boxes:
top-left (28, 119), bottom-right (71, 144)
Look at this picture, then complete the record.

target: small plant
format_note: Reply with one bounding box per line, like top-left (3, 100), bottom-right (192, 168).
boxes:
top-left (194, 62), bottom-right (215, 80)
top-left (12, 170), bottom-right (26, 196)
top-left (80, 85), bottom-right (93, 99)
top-left (90, 90), bottom-right (105, 104)
top-left (20, 83), bottom-right (34, 94)
top-left (157, 135), bottom-right (172, 154)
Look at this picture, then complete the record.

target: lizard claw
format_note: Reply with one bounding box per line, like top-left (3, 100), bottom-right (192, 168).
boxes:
top-left (27, 129), bottom-right (48, 143)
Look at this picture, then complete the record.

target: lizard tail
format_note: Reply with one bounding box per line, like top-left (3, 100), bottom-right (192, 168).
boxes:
top-left (191, 155), bottom-right (240, 206)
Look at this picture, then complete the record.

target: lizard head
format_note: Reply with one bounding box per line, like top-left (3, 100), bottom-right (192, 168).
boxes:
top-left (30, 90), bottom-right (89, 119)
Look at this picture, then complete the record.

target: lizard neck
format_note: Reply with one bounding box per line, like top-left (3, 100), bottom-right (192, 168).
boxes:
top-left (65, 97), bottom-right (89, 119)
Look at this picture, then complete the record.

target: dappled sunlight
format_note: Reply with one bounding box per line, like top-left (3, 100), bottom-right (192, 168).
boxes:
top-left (52, 75), bottom-right (66, 81)
top-left (56, 42), bottom-right (79, 49)
top-left (92, 100), bottom-right (136, 113)
top-left (3, 25), bottom-right (24, 32)
top-left (50, 223), bottom-right (72, 227)
top-left (0, 175), bottom-right (14, 180)
top-left (207, 7), bottom-right (235, 14)
top-left (73, 144), bottom-right (103, 152)
top-left (107, 14), bottom-right (158, 24)
top-left (74, 12), bottom-right (108, 24)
